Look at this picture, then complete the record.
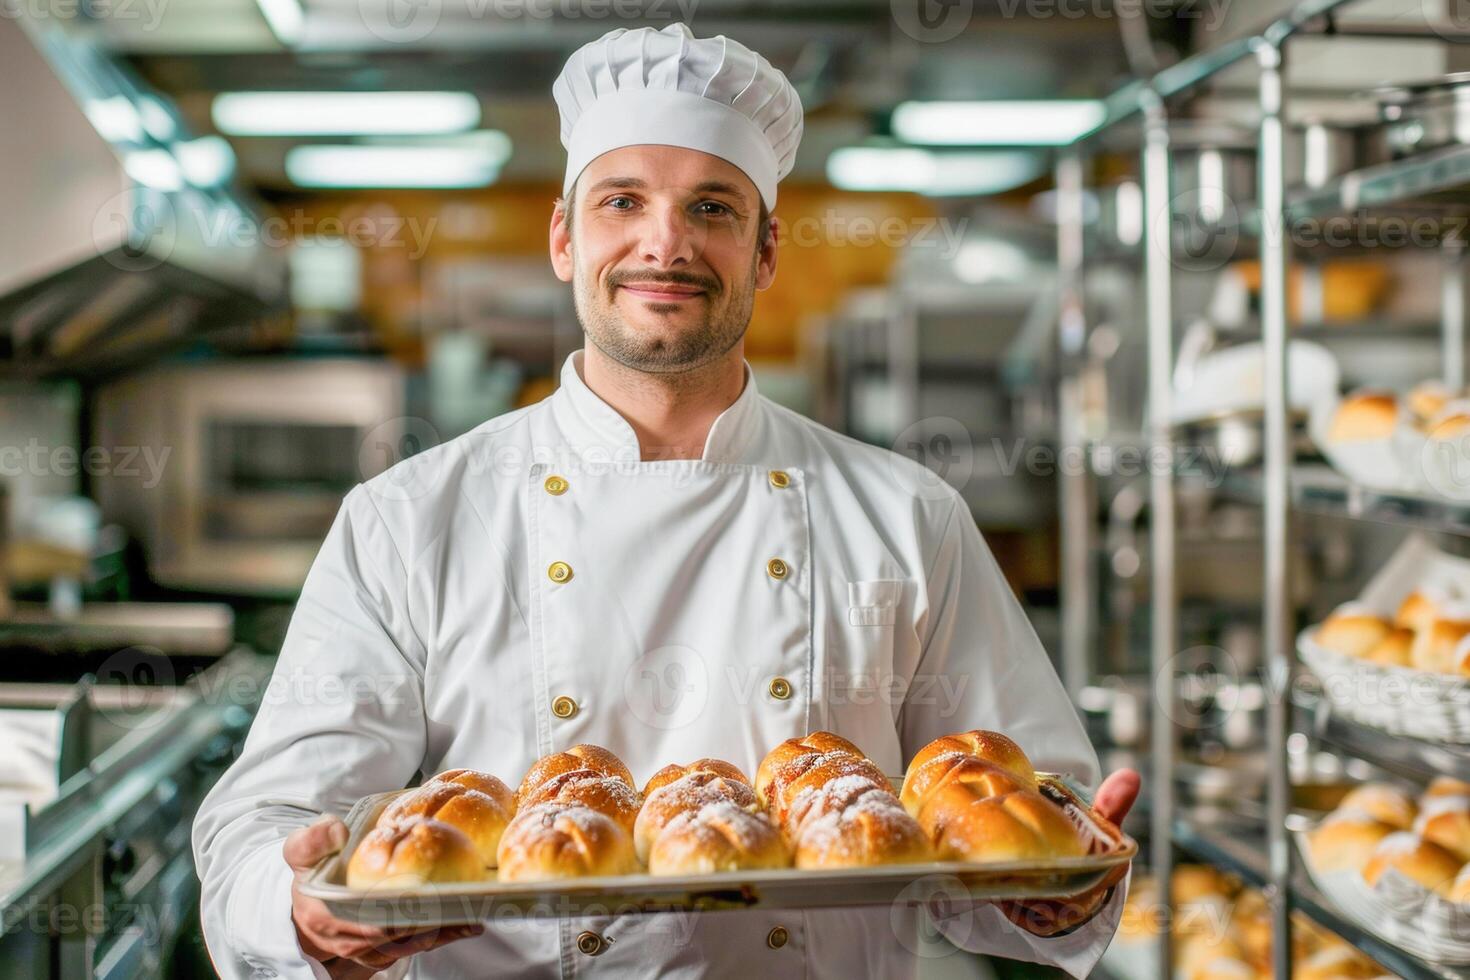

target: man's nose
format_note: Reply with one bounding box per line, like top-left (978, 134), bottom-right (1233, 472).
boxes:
top-left (636, 204), bottom-right (703, 269)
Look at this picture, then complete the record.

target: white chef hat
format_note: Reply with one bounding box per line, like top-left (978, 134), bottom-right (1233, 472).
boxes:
top-left (553, 22), bottom-right (803, 210)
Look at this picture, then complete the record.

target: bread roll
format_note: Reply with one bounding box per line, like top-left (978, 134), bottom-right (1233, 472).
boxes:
top-left (1338, 783), bottom-right (1417, 830)
top-left (902, 756), bottom-right (1034, 825)
top-left (1361, 832), bottom-right (1462, 897)
top-left (642, 759), bottom-right (750, 798)
top-left (1415, 796), bottom-right (1470, 862)
top-left (429, 768), bottom-right (517, 815)
top-left (635, 770), bottom-right (758, 862)
top-left (1306, 812), bottom-right (1396, 872)
top-left (647, 800), bottom-right (789, 875)
top-left (1187, 957), bottom-right (1255, 980)
top-left (1408, 381), bottom-right (1452, 423)
top-left (792, 785), bottom-right (931, 868)
top-left (1172, 864), bottom-right (1236, 905)
top-left (517, 744), bottom-right (634, 801)
top-left (520, 769), bottom-right (642, 834)
top-left (1429, 412), bottom-right (1470, 441)
top-left (1175, 928), bottom-right (1245, 977)
top-left (346, 818), bottom-right (486, 889)
top-left (764, 752), bottom-right (892, 827)
top-left (1315, 611), bottom-right (1393, 660)
top-left (379, 783), bottom-right (513, 868)
top-left (904, 731), bottom-right (1037, 790)
top-left (495, 804), bottom-right (638, 882)
top-left (1395, 590), bottom-right (1441, 632)
top-left (1425, 776), bottom-right (1470, 799)
top-left (1361, 627), bottom-right (1414, 668)
top-left (1294, 946), bottom-right (1387, 980)
top-left (754, 732), bottom-right (864, 803)
top-left (1410, 618), bottom-right (1470, 674)
top-left (1327, 393), bottom-right (1397, 443)
top-left (921, 786), bottom-right (1087, 862)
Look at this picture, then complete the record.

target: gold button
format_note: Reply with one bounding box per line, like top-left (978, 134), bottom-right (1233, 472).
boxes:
top-left (766, 558), bottom-right (788, 580)
top-left (576, 930), bottom-right (605, 956)
top-left (768, 470), bottom-right (790, 489)
top-left (552, 695), bottom-right (578, 719)
top-left (548, 561), bottom-right (573, 583)
top-left (768, 677), bottom-right (792, 701)
top-left (766, 925), bottom-right (789, 949)
top-left (544, 475), bottom-right (569, 496)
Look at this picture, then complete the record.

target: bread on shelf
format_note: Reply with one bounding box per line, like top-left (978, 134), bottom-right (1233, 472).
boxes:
top-left (1305, 811), bottom-right (1397, 873)
top-left (1361, 832), bottom-right (1462, 897)
top-left (1336, 783), bottom-right (1418, 831)
top-left (1326, 392), bottom-right (1398, 443)
top-left (1360, 627), bottom-right (1414, 668)
top-left (347, 818), bottom-right (486, 889)
top-left (1315, 609), bottom-right (1393, 660)
top-left (1414, 796), bottom-right (1470, 863)
top-left (1409, 617), bottom-right (1470, 674)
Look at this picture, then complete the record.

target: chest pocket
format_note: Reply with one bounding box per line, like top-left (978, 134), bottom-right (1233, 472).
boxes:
top-left (848, 579), bottom-right (902, 627)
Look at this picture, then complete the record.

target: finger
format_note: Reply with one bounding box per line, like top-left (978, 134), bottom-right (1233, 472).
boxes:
top-left (1093, 769), bottom-right (1141, 824)
top-left (284, 815), bottom-right (349, 871)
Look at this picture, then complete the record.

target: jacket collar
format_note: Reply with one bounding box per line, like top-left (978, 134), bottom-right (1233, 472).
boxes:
top-left (551, 349), bottom-right (763, 464)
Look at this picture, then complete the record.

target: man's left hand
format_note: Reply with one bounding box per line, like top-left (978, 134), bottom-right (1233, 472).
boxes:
top-left (994, 768), bottom-right (1141, 939)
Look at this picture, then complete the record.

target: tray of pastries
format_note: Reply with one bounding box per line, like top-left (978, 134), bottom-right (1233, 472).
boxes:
top-left (299, 729), bottom-right (1136, 928)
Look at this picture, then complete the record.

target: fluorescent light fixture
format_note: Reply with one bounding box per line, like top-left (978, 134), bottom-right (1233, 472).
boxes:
top-left (891, 100), bottom-right (1106, 147)
top-left (85, 97), bottom-right (144, 144)
top-left (285, 143), bottom-right (506, 188)
top-left (256, 0), bottom-right (304, 45)
top-left (213, 92), bottom-right (481, 137)
top-left (827, 146), bottom-right (1043, 197)
top-left (176, 136), bottom-right (237, 187)
top-left (953, 238), bottom-right (1032, 285)
top-left (124, 149), bottom-right (184, 192)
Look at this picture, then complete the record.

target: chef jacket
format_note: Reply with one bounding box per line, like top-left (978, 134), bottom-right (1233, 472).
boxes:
top-left (192, 349), bottom-right (1126, 980)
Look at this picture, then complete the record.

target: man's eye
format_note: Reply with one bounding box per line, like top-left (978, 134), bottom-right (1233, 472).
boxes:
top-left (608, 197), bottom-right (635, 210)
top-left (697, 202), bottom-right (731, 217)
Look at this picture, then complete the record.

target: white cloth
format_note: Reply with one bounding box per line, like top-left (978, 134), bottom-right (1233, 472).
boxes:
top-left (191, 350), bottom-right (1124, 980)
top-left (553, 23), bottom-right (803, 209)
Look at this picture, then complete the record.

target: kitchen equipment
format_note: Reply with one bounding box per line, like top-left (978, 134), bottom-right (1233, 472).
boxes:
top-left (301, 775), bottom-right (1136, 929)
top-left (1285, 120), bottom-right (1376, 190)
top-left (1375, 72), bottom-right (1470, 159)
top-left (93, 359), bottom-right (406, 595)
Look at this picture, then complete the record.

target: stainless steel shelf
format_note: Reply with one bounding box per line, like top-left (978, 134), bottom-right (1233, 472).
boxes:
top-left (1299, 695), bottom-right (1470, 784)
top-left (1219, 463), bottom-right (1470, 537)
top-left (1289, 144), bottom-right (1470, 221)
top-left (1172, 817), bottom-right (1470, 980)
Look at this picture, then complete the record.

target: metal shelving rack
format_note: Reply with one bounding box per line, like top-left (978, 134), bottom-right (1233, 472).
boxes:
top-left (1057, 3), bottom-right (1470, 977)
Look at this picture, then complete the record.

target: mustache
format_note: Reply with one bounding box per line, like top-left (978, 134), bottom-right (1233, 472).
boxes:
top-left (608, 270), bottom-right (718, 293)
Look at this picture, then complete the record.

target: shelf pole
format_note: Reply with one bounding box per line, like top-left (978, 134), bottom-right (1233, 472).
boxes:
top-left (1443, 237), bottom-right (1466, 392)
top-left (1255, 36), bottom-right (1296, 980)
top-left (1056, 150), bottom-right (1093, 701)
top-left (1141, 92), bottom-right (1177, 980)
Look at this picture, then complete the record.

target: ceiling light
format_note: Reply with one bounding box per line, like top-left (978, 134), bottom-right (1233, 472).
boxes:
top-left (175, 136), bottom-right (237, 188)
top-left (285, 144), bottom-right (505, 188)
top-left (213, 92), bottom-right (481, 136)
top-left (826, 146), bottom-right (1044, 197)
top-left (124, 149), bottom-right (185, 192)
top-left (892, 100), bottom-right (1106, 147)
top-left (255, 0), bottom-right (304, 45)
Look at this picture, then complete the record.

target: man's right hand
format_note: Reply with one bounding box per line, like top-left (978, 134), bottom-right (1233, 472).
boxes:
top-left (286, 815), bottom-right (484, 980)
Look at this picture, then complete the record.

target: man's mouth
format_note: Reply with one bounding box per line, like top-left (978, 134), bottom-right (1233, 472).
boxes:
top-left (618, 282), bottom-right (707, 301)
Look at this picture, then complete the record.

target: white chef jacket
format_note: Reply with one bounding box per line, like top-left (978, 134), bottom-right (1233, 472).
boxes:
top-left (192, 349), bottom-right (1125, 980)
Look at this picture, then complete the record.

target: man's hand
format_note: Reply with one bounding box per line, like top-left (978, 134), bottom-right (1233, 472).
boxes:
top-left (994, 768), bottom-right (1142, 939)
top-left (286, 815), bottom-right (484, 980)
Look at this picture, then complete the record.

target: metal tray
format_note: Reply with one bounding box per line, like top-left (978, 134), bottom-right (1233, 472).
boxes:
top-left (299, 774), bottom-right (1136, 929)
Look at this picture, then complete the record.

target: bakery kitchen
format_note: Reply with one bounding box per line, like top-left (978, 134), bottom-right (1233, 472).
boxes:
top-left (191, 22), bottom-right (1139, 980)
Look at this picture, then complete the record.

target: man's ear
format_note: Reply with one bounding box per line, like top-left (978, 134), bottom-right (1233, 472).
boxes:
top-left (754, 214), bottom-right (780, 291)
top-left (549, 199), bottom-right (574, 283)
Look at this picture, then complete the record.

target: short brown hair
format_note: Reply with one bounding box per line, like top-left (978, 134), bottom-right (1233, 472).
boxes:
top-left (560, 178), bottom-right (772, 251)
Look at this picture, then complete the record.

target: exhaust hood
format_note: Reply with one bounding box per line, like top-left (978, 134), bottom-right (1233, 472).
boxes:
top-left (0, 16), bottom-right (285, 378)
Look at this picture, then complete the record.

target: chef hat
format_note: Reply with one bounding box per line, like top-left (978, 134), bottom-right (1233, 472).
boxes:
top-left (553, 22), bottom-right (803, 210)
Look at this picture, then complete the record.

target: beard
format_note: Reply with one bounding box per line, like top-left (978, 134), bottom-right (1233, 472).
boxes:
top-left (572, 249), bottom-right (757, 374)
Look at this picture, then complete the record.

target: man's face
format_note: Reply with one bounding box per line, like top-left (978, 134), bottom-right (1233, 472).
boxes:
top-left (549, 145), bottom-right (779, 374)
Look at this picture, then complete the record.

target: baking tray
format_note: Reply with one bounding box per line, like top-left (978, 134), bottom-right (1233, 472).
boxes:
top-left (299, 774), bottom-right (1136, 929)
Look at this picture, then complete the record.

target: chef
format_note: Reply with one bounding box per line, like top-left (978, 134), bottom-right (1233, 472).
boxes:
top-left (192, 21), bottom-right (1138, 980)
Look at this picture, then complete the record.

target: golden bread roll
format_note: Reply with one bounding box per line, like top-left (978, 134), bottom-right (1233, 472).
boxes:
top-left (1425, 776), bottom-right (1470, 799)
top-left (1327, 393), bottom-right (1397, 443)
top-left (754, 732), bottom-right (865, 803)
top-left (634, 771), bottom-right (758, 862)
top-left (1306, 812), bottom-right (1396, 872)
top-left (765, 752), bottom-right (892, 828)
top-left (1451, 864), bottom-right (1470, 904)
top-left (1395, 590), bottom-right (1442, 632)
top-left (1415, 796), bottom-right (1470, 862)
top-left (428, 768), bottom-right (517, 815)
top-left (495, 804), bottom-right (637, 882)
top-left (1429, 412), bottom-right (1470, 441)
top-left (516, 744), bottom-right (634, 801)
top-left (784, 772), bottom-right (902, 841)
top-left (1410, 617), bottom-right (1470, 674)
top-left (647, 800), bottom-right (789, 875)
top-left (642, 759), bottom-right (749, 798)
top-left (1172, 863), bottom-right (1236, 904)
top-left (1337, 783), bottom-right (1417, 830)
top-left (346, 818), bottom-right (486, 889)
top-left (1361, 627), bottom-right (1414, 667)
top-left (904, 731), bottom-right (1037, 790)
top-left (1175, 931), bottom-right (1246, 978)
top-left (378, 783), bottom-right (513, 868)
top-left (519, 769), bottom-right (642, 834)
top-left (1315, 611), bottom-right (1392, 660)
top-left (1187, 957), bottom-right (1255, 980)
top-left (792, 786), bottom-right (931, 868)
top-left (1361, 832), bottom-right (1462, 897)
top-left (902, 756), bottom-right (1033, 823)
top-left (921, 786), bottom-right (1087, 862)
top-left (1408, 381), bottom-right (1452, 423)
top-left (1294, 946), bottom-right (1386, 980)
